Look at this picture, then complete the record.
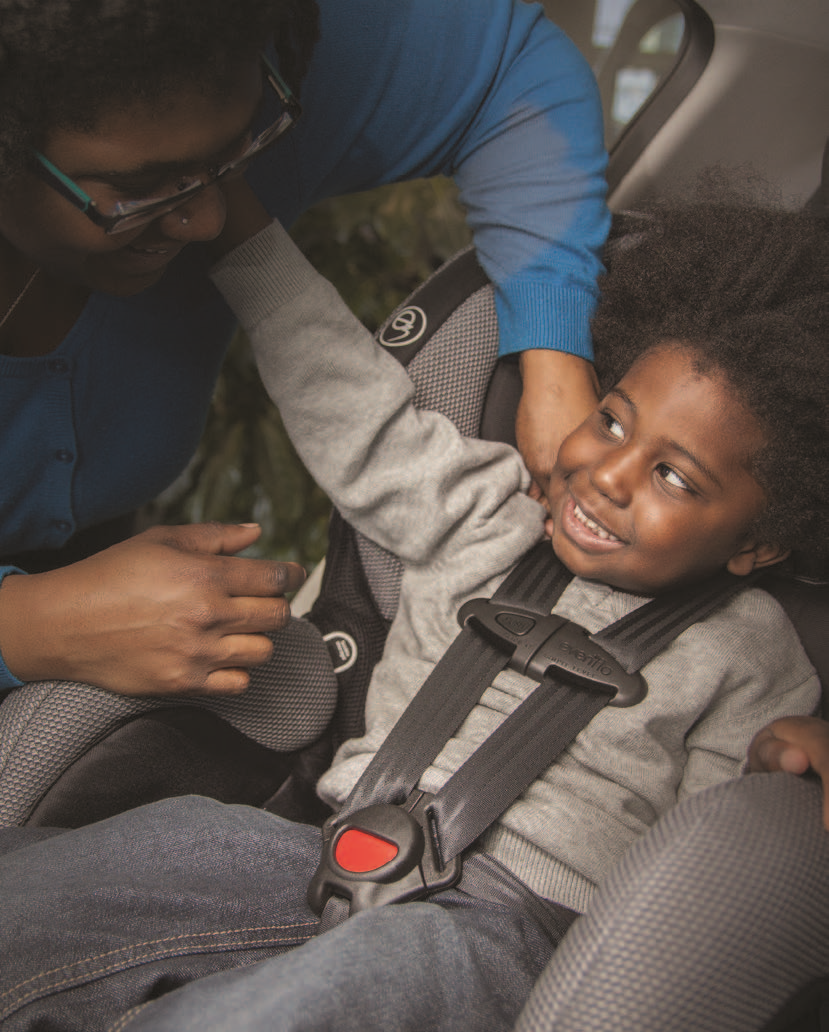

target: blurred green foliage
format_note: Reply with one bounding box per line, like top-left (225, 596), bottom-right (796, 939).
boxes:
top-left (142, 177), bottom-right (470, 568)
top-left (293, 176), bottom-right (472, 330)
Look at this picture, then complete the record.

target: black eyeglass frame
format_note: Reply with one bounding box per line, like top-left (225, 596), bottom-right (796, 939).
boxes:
top-left (33, 55), bottom-right (301, 235)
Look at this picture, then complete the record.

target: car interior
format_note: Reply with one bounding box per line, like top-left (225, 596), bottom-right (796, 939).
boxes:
top-left (0, 0), bottom-right (827, 1027)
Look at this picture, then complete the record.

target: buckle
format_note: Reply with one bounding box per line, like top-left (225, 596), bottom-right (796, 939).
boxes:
top-left (457, 598), bottom-right (646, 707)
top-left (307, 790), bottom-right (462, 918)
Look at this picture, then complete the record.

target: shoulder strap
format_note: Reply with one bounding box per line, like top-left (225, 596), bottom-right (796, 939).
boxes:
top-left (432, 570), bottom-right (756, 864)
top-left (335, 546), bottom-right (759, 867)
top-left (593, 568), bottom-right (763, 673)
top-left (341, 542), bottom-right (572, 819)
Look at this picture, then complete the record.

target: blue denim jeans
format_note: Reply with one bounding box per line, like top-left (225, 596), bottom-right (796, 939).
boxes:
top-left (0, 796), bottom-right (563, 1032)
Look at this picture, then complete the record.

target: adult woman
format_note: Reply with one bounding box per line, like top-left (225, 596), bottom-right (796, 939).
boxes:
top-left (0, 0), bottom-right (609, 697)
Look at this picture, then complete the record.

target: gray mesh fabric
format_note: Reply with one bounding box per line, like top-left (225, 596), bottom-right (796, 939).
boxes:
top-left (0, 682), bottom-right (155, 827)
top-left (362, 281), bottom-right (499, 621)
top-left (355, 533), bottom-right (403, 625)
top-left (207, 618), bottom-right (337, 751)
top-left (405, 284), bottom-right (499, 435)
top-left (515, 772), bottom-right (829, 1032)
top-left (0, 252), bottom-right (500, 823)
top-left (0, 617), bottom-right (337, 827)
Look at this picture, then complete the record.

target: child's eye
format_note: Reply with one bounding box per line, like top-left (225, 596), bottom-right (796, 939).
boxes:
top-left (599, 410), bottom-right (624, 440)
top-left (657, 463), bottom-right (693, 493)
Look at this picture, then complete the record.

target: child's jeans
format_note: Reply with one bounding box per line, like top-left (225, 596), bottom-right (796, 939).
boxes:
top-left (0, 796), bottom-right (562, 1032)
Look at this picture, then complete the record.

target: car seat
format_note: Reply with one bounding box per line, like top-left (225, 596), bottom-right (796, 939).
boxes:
top-left (0, 243), bottom-right (501, 830)
top-left (0, 226), bottom-right (826, 1032)
top-left (1, 221), bottom-right (828, 801)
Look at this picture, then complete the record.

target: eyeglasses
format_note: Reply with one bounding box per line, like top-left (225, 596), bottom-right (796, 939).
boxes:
top-left (33, 56), bottom-right (301, 235)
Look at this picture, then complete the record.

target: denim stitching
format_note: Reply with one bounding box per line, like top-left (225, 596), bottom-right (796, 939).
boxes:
top-left (1, 921), bottom-right (318, 1018)
top-left (108, 1000), bottom-right (152, 1032)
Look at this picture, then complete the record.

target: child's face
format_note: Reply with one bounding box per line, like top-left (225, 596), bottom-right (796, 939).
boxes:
top-left (546, 344), bottom-right (781, 595)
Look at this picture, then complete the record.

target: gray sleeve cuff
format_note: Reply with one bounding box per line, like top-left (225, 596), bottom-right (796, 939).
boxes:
top-left (209, 220), bottom-right (320, 328)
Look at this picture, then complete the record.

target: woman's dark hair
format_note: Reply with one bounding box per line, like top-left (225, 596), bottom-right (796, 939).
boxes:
top-left (0, 0), bottom-right (319, 178)
top-left (593, 181), bottom-right (829, 555)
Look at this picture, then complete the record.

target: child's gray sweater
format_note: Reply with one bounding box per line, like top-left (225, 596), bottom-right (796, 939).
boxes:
top-left (211, 222), bottom-right (820, 913)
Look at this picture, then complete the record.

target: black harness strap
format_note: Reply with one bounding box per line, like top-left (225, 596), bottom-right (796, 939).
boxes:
top-left (429, 675), bottom-right (609, 863)
top-left (309, 542), bottom-right (760, 925)
top-left (429, 568), bottom-right (757, 865)
top-left (593, 570), bottom-right (760, 672)
top-left (342, 541), bottom-right (571, 816)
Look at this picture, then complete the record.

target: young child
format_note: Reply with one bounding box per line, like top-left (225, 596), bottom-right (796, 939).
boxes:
top-left (1, 195), bottom-right (826, 1032)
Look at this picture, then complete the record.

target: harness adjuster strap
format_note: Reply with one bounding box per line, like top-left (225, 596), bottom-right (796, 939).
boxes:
top-left (308, 790), bottom-right (462, 921)
top-left (457, 598), bottom-right (646, 708)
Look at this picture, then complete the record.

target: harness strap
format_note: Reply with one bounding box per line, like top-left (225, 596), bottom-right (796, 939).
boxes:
top-left (310, 542), bottom-right (761, 924)
top-left (431, 569), bottom-right (757, 864)
top-left (340, 541), bottom-right (571, 816)
top-left (430, 673), bottom-right (609, 863)
top-left (593, 570), bottom-right (760, 672)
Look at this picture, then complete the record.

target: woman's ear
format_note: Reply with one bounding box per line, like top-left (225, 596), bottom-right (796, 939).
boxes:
top-left (726, 541), bottom-right (791, 577)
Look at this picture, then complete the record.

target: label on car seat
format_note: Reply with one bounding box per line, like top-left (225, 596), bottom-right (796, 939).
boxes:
top-left (378, 306), bottom-right (427, 347)
top-left (323, 630), bottom-right (358, 673)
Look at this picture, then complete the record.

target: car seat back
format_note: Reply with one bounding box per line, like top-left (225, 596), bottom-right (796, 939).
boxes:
top-left (0, 247), bottom-right (503, 828)
top-left (0, 231), bottom-right (827, 831)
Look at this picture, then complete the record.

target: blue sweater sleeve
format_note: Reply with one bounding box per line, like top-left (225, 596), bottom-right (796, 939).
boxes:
top-left (247, 0), bottom-right (609, 359)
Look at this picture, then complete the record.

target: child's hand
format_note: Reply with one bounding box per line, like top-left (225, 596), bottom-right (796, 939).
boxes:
top-left (748, 716), bottom-right (829, 829)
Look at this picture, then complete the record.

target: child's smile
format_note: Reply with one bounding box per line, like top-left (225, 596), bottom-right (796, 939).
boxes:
top-left (562, 497), bottom-right (625, 548)
top-left (546, 344), bottom-right (784, 595)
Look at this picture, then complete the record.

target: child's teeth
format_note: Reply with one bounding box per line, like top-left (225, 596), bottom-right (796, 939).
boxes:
top-left (574, 504), bottom-right (618, 541)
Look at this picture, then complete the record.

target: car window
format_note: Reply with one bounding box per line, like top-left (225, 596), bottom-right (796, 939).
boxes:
top-left (541, 0), bottom-right (686, 148)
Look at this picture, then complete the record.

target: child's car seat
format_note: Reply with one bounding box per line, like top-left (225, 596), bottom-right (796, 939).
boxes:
top-left (1, 228), bottom-right (828, 811)
top-left (0, 244), bottom-right (501, 829)
top-left (0, 231), bottom-right (826, 1032)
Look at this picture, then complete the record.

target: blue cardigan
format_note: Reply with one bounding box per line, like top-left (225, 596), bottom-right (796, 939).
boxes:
top-left (0, 0), bottom-right (608, 687)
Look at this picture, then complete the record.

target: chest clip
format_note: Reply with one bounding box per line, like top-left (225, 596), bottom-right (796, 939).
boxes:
top-left (458, 598), bottom-right (646, 707)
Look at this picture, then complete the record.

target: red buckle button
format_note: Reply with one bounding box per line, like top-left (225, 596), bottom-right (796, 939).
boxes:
top-left (335, 828), bottom-right (399, 873)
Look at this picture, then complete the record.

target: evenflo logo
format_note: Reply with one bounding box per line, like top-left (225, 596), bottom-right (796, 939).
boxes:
top-left (557, 637), bottom-right (614, 677)
top-left (379, 306), bottom-right (427, 347)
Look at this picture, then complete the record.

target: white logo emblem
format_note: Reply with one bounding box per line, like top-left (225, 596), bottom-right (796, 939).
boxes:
top-left (323, 630), bottom-right (358, 673)
top-left (379, 306), bottom-right (427, 347)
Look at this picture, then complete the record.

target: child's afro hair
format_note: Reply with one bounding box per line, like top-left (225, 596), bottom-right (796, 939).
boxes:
top-left (592, 178), bottom-right (829, 558)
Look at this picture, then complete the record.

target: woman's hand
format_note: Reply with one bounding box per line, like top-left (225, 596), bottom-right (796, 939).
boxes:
top-left (748, 716), bottom-right (829, 829)
top-left (515, 350), bottom-right (599, 526)
top-left (0, 523), bottom-right (305, 697)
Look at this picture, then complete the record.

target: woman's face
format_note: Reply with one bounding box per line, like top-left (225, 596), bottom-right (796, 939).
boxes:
top-left (0, 59), bottom-right (263, 295)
